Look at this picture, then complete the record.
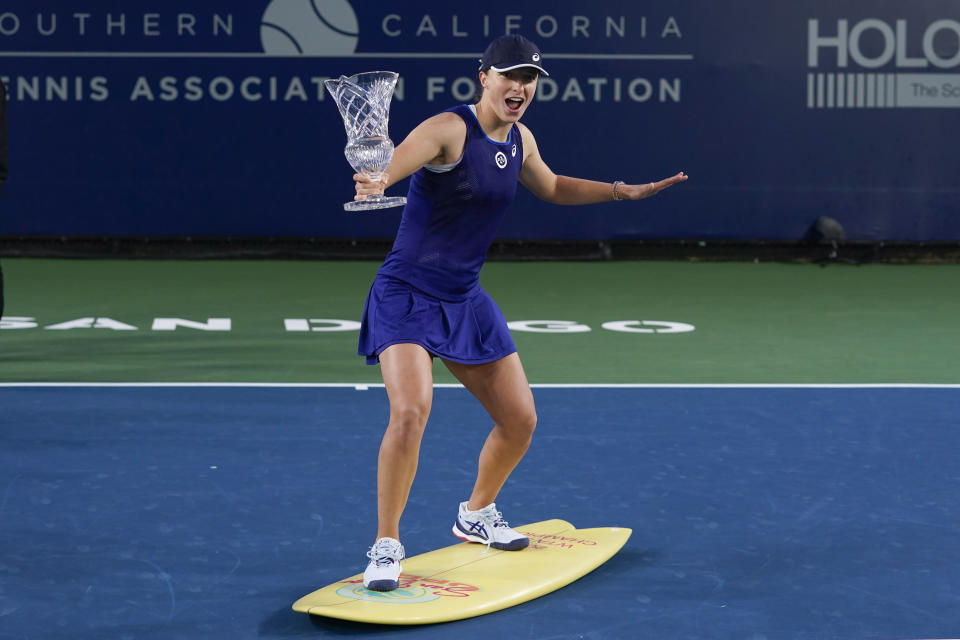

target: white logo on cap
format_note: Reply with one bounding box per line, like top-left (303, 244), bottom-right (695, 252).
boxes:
top-left (532, 53), bottom-right (540, 62)
top-left (495, 151), bottom-right (508, 169)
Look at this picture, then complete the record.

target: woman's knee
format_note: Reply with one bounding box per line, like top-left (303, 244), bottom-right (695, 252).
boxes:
top-left (502, 409), bottom-right (537, 444)
top-left (523, 410), bottom-right (538, 436)
top-left (387, 401), bottom-right (431, 437)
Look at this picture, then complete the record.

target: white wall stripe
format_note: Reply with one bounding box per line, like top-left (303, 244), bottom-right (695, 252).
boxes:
top-left (0, 51), bottom-right (695, 61)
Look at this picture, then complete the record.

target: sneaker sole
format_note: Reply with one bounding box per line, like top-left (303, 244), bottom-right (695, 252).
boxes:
top-left (452, 523), bottom-right (530, 551)
top-left (364, 579), bottom-right (399, 592)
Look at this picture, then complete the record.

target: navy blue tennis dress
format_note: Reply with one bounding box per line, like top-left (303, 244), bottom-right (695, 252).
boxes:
top-left (358, 104), bottom-right (523, 365)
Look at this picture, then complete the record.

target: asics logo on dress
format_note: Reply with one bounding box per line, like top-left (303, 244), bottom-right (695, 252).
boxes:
top-left (494, 151), bottom-right (508, 169)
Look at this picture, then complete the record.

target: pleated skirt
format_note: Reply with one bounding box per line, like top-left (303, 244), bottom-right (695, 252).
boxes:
top-left (357, 275), bottom-right (517, 365)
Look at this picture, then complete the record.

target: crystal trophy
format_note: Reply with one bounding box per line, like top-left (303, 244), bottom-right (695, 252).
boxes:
top-left (324, 71), bottom-right (406, 212)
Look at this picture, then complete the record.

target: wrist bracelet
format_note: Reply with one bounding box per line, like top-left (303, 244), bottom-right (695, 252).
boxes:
top-left (612, 180), bottom-right (624, 201)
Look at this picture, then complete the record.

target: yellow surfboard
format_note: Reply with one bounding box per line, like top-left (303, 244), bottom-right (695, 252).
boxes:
top-left (292, 519), bottom-right (631, 625)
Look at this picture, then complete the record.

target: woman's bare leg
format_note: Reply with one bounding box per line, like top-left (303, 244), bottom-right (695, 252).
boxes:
top-left (443, 353), bottom-right (537, 510)
top-left (375, 343), bottom-right (434, 541)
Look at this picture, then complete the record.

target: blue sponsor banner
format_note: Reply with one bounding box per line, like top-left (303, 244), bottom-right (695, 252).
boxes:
top-left (0, 1), bottom-right (958, 241)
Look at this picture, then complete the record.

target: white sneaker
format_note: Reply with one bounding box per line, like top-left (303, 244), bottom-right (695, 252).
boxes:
top-left (452, 502), bottom-right (529, 551)
top-left (363, 537), bottom-right (404, 591)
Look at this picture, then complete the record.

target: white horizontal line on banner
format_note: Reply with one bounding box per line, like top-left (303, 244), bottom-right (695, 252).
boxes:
top-left (1, 383), bottom-right (957, 389)
top-left (0, 51), bottom-right (694, 61)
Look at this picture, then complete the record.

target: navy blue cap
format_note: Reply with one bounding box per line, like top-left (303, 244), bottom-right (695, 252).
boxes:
top-left (479, 35), bottom-right (548, 76)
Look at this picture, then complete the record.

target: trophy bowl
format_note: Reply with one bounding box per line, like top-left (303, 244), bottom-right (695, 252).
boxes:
top-left (325, 71), bottom-right (407, 212)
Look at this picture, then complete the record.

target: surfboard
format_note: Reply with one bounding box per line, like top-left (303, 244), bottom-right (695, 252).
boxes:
top-left (292, 519), bottom-right (631, 625)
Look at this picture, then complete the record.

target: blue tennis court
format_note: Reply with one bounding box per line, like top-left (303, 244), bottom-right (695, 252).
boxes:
top-left (2, 385), bottom-right (958, 639)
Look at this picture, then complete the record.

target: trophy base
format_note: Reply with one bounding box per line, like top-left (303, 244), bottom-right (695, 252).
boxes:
top-left (343, 196), bottom-right (407, 212)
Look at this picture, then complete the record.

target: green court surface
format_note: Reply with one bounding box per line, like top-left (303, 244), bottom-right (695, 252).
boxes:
top-left (1, 259), bottom-right (957, 384)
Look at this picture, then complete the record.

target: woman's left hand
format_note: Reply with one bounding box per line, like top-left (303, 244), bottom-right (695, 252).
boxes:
top-left (622, 172), bottom-right (688, 200)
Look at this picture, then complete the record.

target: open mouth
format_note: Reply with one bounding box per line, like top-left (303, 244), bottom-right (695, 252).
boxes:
top-left (505, 97), bottom-right (524, 113)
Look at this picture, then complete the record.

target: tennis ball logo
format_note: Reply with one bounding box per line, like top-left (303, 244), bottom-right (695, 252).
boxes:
top-left (260, 0), bottom-right (359, 55)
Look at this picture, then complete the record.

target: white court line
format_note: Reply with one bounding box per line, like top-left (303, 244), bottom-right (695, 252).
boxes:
top-left (0, 383), bottom-right (958, 389)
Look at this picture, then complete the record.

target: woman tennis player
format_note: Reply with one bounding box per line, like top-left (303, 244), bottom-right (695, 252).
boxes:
top-left (353, 34), bottom-right (687, 591)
